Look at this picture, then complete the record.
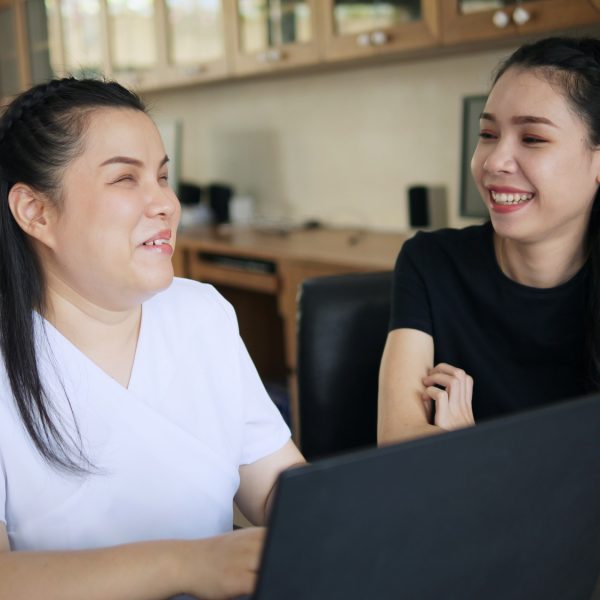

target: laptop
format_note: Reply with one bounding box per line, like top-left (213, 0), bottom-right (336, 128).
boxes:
top-left (251, 393), bottom-right (600, 600)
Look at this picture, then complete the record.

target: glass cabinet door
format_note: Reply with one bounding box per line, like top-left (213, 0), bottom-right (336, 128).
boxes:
top-left (333, 0), bottom-right (421, 35)
top-left (441, 1), bottom-right (600, 44)
top-left (54, 0), bottom-right (105, 77)
top-left (457, 0), bottom-right (504, 14)
top-left (163, 0), bottom-right (227, 81)
top-left (108, 0), bottom-right (157, 75)
top-left (231, 0), bottom-right (319, 75)
top-left (321, 0), bottom-right (439, 61)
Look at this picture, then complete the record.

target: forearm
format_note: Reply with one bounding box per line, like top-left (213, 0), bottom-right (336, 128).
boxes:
top-left (378, 421), bottom-right (445, 445)
top-left (237, 440), bottom-right (306, 526)
top-left (0, 539), bottom-right (188, 600)
top-left (378, 329), bottom-right (439, 445)
top-left (263, 460), bottom-right (306, 522)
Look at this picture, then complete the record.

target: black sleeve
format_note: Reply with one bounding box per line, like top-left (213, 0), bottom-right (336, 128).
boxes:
top-left (388, 233), bottom-right (433, 336)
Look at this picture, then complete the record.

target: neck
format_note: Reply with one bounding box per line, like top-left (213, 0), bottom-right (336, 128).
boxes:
top-left (43, 273), bottom-right (142, 388)
top-left (494, 232), bottom-right (587, 288)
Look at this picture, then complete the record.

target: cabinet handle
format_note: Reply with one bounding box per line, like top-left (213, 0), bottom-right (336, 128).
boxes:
top-left (266, 48), bottom-right (283, 62)
top-left (257, 48), bottom-right (284, 63)
top-left (370, 30), bottom-right (389, 47)
top-left (492, 10), bottom-right (510, 28)
top-left (356, 32), bottom-right (371, 47)
top-left (184, 65), bottom-right (207, 76)
top-left (512, 6), bottom-right (531, 25)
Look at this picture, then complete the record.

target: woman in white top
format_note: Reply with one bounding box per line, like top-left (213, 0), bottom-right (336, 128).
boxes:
top-left (0, 77), bottom-right (304, 599)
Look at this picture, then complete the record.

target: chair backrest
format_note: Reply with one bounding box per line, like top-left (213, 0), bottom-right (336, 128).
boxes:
top-left (296, 271), bottom-right (393, 461)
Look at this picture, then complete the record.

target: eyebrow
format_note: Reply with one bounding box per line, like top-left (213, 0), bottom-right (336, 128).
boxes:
top-left (479, 112), bottom-right (557, 127)
top-left (99, 155), bottom-right (170, 168)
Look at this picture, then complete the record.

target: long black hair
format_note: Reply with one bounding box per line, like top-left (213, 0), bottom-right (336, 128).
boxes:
top-left (492, 37), bottom-right (600, 391)
top-left (0, 77), bottom-right (146, 471)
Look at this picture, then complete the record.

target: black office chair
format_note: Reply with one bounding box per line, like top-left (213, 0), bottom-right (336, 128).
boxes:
top-left (296, 271), bottom-right (393, 461)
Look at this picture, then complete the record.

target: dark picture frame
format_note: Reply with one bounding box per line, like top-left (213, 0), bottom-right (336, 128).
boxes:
top-left (459, 95), bottom-right (488, 218)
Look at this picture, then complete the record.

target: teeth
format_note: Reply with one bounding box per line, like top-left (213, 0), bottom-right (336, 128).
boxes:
top-left (144, 239), bottom-right (169, 246)
top-left (491, 191), bottom-right (533, 205)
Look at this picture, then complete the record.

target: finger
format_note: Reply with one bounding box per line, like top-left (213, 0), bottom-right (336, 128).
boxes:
top-left (421, 396), bottom-right (433, 421)
top-left (422, 372), bottom-right (463, 392)
top-left (425, 386), bottom-right (449, 424)
top-left (428, 363), bottom-right (468, 379)
top-left (423, 385), bottom-right (449, 404)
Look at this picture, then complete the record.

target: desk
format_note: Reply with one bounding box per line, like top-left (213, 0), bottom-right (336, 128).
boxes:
top-left (173, 225), bottom-right (409, 442)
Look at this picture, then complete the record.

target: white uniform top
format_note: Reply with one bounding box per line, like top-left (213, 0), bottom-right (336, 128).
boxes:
top-left (0, 278), bottom-right (290, 551)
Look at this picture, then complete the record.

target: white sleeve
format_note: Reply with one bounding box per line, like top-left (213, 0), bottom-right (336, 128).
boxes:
top-left (0, 452), bottom-right (6, 525)
top-left (236, 336), bottom-right (291, 465)
top-left (207, 286), bottom-right (291, 465)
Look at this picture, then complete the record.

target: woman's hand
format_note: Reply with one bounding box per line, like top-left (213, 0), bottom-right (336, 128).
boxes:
top-left (178, 527), bottom-right (265, 600)
top-left (421, 363), bottom-right (475, 431)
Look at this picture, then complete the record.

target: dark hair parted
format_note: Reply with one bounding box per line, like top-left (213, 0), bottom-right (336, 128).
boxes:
top-left (492, 37), bottom-right (600, 391)
top-left (0, 77), bottom-right (146, 471)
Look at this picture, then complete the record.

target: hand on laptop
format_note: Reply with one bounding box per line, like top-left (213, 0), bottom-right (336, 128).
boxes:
top-left (176, 527), bottom-right (265, 599)
top-left (422, 363), bottom-right (475, 431)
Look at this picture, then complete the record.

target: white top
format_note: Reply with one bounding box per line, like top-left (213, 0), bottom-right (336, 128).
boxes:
top-left (0, 278), bottom-right (290, 551)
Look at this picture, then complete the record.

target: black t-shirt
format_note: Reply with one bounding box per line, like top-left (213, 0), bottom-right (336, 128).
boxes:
top-left (389, 222), bottom-right (588, 422)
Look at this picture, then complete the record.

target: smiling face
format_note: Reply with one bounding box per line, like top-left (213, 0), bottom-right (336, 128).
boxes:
top-left (471, 67), bottom-right (600, 246)
top-left (39, 107), bottom-right (181, 311)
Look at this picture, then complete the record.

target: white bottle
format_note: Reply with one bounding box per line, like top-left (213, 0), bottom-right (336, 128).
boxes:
top-left (230, 195), bottom-right (256, 226)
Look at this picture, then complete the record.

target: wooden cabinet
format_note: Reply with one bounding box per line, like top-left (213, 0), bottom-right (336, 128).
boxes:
top-left (2, 0), bottom-right (600, 97)
top-left (441, 0), bottom-right (600, 45)
top-left (45, 0), bottom-right (107, 79)
top-left (107, 0), bottom-right (160, 87)
top-left (226, 0), bottom-right (320, 76)
top-left (44, 0), bottom-right (229, 90)
top-left (320, 0), bottom-right (440, 62)
top-left (159, 0), bottom-right (229, 86)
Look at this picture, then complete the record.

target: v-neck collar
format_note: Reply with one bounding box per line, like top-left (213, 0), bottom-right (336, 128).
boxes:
top-left (38, 305), bottom-right (148, 394)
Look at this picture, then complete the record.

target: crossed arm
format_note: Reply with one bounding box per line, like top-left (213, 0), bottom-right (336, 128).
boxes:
top-left (378, 328), bottom-right (475, 445)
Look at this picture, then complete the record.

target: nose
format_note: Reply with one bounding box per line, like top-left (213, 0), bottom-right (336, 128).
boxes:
top-left (146, 183), bottom-right (180, 219)
top-left (481, 138), bottom-right (517, 175)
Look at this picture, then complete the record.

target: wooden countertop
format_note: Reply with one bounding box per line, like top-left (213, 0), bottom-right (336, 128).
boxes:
top-left (175, 225), bottom-right (410, 270)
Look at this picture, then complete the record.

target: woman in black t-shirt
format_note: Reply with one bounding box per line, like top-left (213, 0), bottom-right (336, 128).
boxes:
top-left (378, 36), bottom-right (600, 444)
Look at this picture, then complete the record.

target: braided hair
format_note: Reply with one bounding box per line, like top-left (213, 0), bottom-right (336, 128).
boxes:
top-left (0, 77), bottom-right (146, 471)
top-left (492, 37), bottom-right (600, 390)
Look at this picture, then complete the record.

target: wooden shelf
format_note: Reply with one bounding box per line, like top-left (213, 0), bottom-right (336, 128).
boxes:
top-left (188, 260), bottom-right (278, 294)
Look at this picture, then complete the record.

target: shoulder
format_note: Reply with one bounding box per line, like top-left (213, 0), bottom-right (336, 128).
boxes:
top-left (404, 223), bottom-right (491, 255)
top-left (398, 223), bottom-right (492, 271)
top-left (145, 277), bottom-right (238, 332)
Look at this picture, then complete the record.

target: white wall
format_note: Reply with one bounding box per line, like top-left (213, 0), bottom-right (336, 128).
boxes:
top-left (144, 46), bottom-right (520, 231)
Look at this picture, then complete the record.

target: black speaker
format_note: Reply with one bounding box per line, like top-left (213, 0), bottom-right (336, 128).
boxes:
top-left (178, 181), bottom-right (202, 205)
top-left (408, 185), bottom-right (447, 230)
top-left (208, 183), bottom-right (234, 224)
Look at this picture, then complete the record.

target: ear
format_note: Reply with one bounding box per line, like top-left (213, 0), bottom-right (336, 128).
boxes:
top-left (594, 147), bottom-right (600, 185)
top-left (8, 183), bottom-right (57, 247)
